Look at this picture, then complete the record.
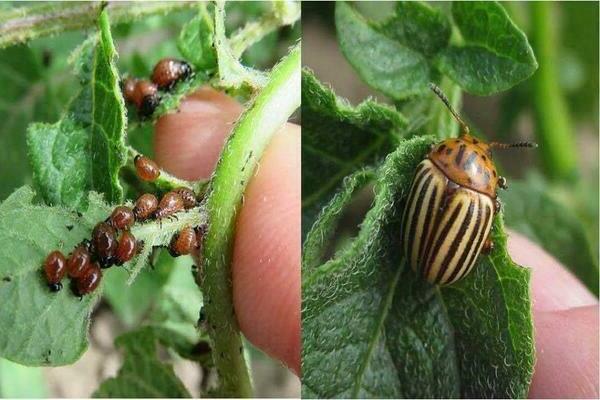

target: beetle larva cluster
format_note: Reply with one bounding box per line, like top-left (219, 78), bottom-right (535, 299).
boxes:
top-left (402, 84), bottom-right (536, 285)
top-left (42, 186), bottom-right (202, 296)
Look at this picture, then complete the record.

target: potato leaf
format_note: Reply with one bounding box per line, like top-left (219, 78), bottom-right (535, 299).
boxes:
top-left (301, 69), bottom-right (405, 237)
top-left (435, 1), bottom-right (538, 95)
top-left (27, 9), bottom-right (127, 210)
top-left (377, 1), bottom-right (451, 59)
top-left (335, 1), bottom-right (430, 100)
top-left (0, 187), bottom-right (110, 366)
top-left (302, 136), bottom-right (534, 398)
top-left (177, 3), bottom-right (217, 72)
top-left (0, 184), bottom-right (206, 366)
top-left (93, 327), bottom-right (191, 398)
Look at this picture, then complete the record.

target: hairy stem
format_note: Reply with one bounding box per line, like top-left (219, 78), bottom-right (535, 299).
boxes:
top-left (229, 0), bottom-right (300, 59)
top-left (197, 43), bottom-right (300, 397)
top-left (0, 1), bottom-right (195, 49)
top-left (530, 2), bottom-right (577, 181)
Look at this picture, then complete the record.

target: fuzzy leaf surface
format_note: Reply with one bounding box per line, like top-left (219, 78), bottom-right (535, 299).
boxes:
top-left (93, 327), bottom-right (191, 398)
top-left (0, 187), bottom-right (110, 366)
top-left (301, 69), bottom-right (405, 237)
top-left (435, 1), bottom-right (538, 95)
top-left (27, 10), bottom-right (127, 210)
top-left (378, 1), bottom-right (451, 59)
top-left (177, 3), bottom-right (217, 72)
top-left (335, 2), bottom-right (430, 100)
top-left (302, 136), bottom-right (534, 398)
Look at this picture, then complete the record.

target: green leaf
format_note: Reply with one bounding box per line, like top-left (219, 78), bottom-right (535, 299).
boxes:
top-left (93, 327), bottom-right (191, 398)
top-left (147, 254), bottom-right (206, 360)
top-left (102, 254), bottom-right (172, 327)
top-left (441, 216), bottom-right (534, 398)
top-left (0, 185), bottom-right (206, 366)
top-left (0, 187), bottom-right (110, 366)
top-left (303, 167), bottom-right (375, 273)
top-left (27, 10), bottom-right (127, 209)
top-left (435, 1), bottom-right (538, 95)
top-left (0, 358), bottom-right (47, 397)
top-left (301, 69), bottom-right (405, 237)
top-left (0, 45), bottom-right (63, 201)
top-left (503, 179), bottom-right (599, 296)
top-left (335, 1), bottom-right (430, 100)
top-left (302, 137), bottom-right (534, 398)
top-left (378, 2), bottom-right (451, 58)
top-left (177, 3), bottom-right (217, 71)
top-left (213, 1), bottom-right (268, 92)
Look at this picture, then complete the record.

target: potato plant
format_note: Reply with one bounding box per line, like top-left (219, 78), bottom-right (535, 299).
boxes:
top-left (0, 1), bottom-right (300, 397)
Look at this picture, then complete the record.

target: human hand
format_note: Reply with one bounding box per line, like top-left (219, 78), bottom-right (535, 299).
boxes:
top-left (154, 87), bottom-right (300, 376)
top-left (508, 231), bottom-right (599, 398)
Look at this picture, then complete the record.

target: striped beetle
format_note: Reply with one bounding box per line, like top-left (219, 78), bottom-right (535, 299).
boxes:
top-left (402, 84), bottom-right (536, 285)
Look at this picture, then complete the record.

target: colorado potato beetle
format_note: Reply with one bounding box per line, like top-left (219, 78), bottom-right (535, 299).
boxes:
top-left (133, 80), bottom-right (160, 118)
top-left (133, 193), bottom-right (159, 221)
top-left (43, 251), bottom-right (67, 292)
top-left (402, 84), bottom-right (536, 286)
top-left (74, 262), bottom-right (102, 296)
top-left (151, 58), bottom-right (193, 91)
top-left (169, 226), bottom-right (197, 257)
top-left (154, 191), bottom-right (184, 220)
top-left (115, 231), bottom-right (138, 265)
top-left (174, 187), bottom-right (198, 209)
top-left (121, 77), bottom-right (137, 104)
top-left (134, 155), bottom-right (160, 182)
top-left (67, 245), bottom-right (91, 278)
top-left (109, 206), bottom-right (135, 230)
top-left (92, 222), bottom-right (118, 268)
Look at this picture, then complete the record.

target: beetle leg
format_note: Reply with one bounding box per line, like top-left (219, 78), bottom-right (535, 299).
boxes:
top-left (498, 176), bottom-right (508, 190)
top-left (494, 198), bottom-right (501, 213)
top-left (482, 236), bottom-right (494, 254)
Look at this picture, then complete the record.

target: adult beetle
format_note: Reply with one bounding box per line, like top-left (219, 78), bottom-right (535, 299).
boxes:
top-left (402, 84), bottom-right (536, 285)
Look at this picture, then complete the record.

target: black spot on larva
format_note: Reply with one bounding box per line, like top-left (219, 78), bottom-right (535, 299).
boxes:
top-left (482, 155), bottom-right (487, 161)
top-left (493, 170), bottom-right (497, 177)
top-left (437, 144), bottom-right (447, 154)
top-left (211, 324), bottom-right (217, 330)
top-left (239, 346), bottom-right (243, 354)
top-left (220, 352), bottom-right (225, 358)
top-left (445, 148), bottom-right (453, 155)
top-left (2, 276), bottom-right (11, 282)
top-left (472, 138), bottom-right (479, 144)
top-left (66, 225), bottom-right (74, 231)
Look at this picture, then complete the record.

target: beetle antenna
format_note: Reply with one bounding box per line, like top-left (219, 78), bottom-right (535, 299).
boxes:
top-left (429, 82), bottom-right (470, 136)
top-left (489, 141), bottom-right (538, 150)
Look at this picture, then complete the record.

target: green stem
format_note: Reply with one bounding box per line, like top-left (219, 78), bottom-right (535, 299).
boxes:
top-left (530, 2), bottom-right (577, 181)
top-left (197, 43), bottom-right (300, 397)
top-left (229, 1), bottom-right (300, 59)
top-left (0, 1), bottom-right (195, 49)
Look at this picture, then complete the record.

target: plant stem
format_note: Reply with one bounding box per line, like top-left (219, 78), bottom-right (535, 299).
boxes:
top-left (0, 1), bottom-right (195, 49)
top-left (197, 43), bottom-right (300, 397)
top-left (529, 2), bottom-right (578, 181)
top-left (229, 1), bottom-right (300, 59)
